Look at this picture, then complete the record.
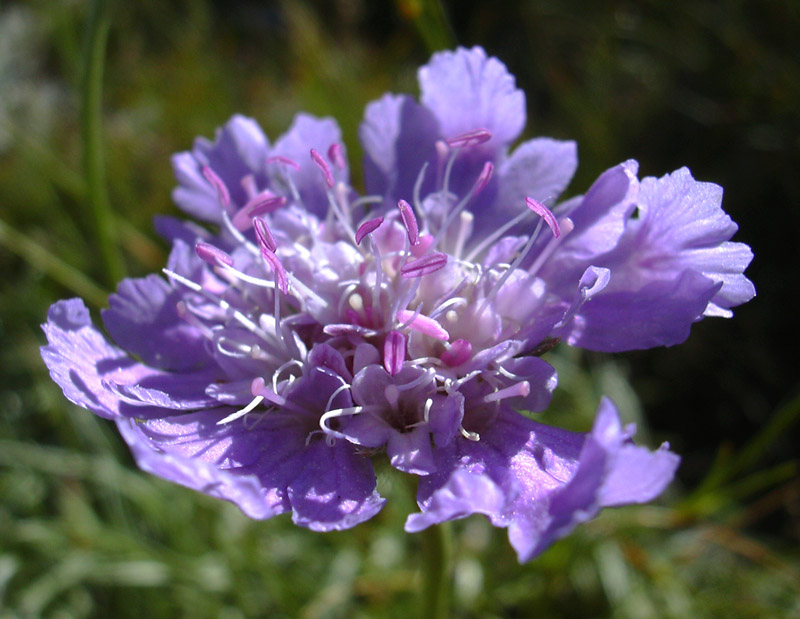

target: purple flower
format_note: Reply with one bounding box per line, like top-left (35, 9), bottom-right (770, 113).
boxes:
top-left (41, 47), bottom-right (753, 560)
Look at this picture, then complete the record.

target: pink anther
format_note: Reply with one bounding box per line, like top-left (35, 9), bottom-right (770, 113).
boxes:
top-left (195, 242), bottom-right (234, 267)
top-left (355, 217), bottom-right (384, 246)
top-left (400, 252), bottom-right (447, 278)
top-left (396, 309), bottom-right (450, 341)
top-left (447, 129), bottom-right (492, 149)
top-left (525, 197), bottom-right (561, 238)
top-left (397, 199), bottom-right (420, 245)
top-left (310, 148), bottom-right (335, 188)
top-left (383, 330), bottom-right (407, 376)
top-left (201, 166), bottom-right (231, 208)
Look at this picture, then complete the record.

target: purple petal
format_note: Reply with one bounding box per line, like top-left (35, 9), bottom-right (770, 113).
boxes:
top-left (406, 469), bottom-right (507, 533)
top-left (494, 137), bottom-right (578, 216)
top-left (287, 439), bottom-right (385, 531)
top-left (419, 46), bottom-right (526, 150)
top-left (116, 416), bottom-right (278, 519)
top-left (270, 114), bottom-right (347, 217)
top-left (562, 269), bottom-right (720, 351)
top-left (558, 160), bottom-right (640, 260)
top-left (627, 168), bottom-right (756, 314)
top-left (41, 299), bottom-right (156, 419)
top-left (172, 115), bottom-right (270, 222)
top-left (359, 93), bottom-right (439, 201)
top-left (102, 274), bottom-right (211, 371)
top-left (509, 398), bottom-right (679, 561)
top-left (407, 398), bottom-right (678, 563)
top-left (387, 427), bottom-right (436, 475)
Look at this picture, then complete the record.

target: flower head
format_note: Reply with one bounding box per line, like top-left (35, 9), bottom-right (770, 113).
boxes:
top-left (41, 47), bottom-right (753, 560)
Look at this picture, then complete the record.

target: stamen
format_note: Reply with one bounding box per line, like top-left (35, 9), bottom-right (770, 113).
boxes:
top-left (430, 296), bottom-right (468, 320)
top-left (453, 211), bottom-right (473, 259)
top-left (261, 248), bottom-right (290, 295)
top-left (525, 197), bottom-right (560, 238)
top-left (253, 217), bottom-right (278, 252)
top-left (413, 161), bottom-right (430, 213)
top-left (201, 166), bottom-right (231, 210)
top-left (406, 356), bottom-right (444, 367)
top-left (266, 155), bottom-right (301, 170)
top-left (195, 242), bottom-right (234, 267)
top-left (272, 359), bottom-right (304, 393)
top-left (383, 330), bottom-right (407, 376)
top-left (441, 339), bottom-right (472, 367)
top-left (310, 148), bottom-right (334, 188)
top-left (231, 194), bottom-right (286, 231)
top-left (396, 309), bottom-right (450, 341)
top-left (323, 323), bottom-right (379, 337)
top-left (327, 143), bottom-right (346, 170)
top-left (369, 236), bottom-right (384, 316)
top-left (164, 269), bottom-right (266, 337)
top-left (251, 377), bottom-right (306, 414)
top-left (355, 217), bottom-right (384, 246)
top-left (464, 208), bottom-right (533, 263)
top-left (434, 162), bottom-right (492, 247)
top-left (397, 200), bottom-right (420, 245)
top-left (324, 383), bottom-right (352, 415)
top-left (474, 161), bottom-right (494, 197)
top-left (460, 427), bottom-right (481, 441)
top-left (423, 398), bottom-right (433, 423)
top-left (241, 174), bottom-right (258, 200)
top-left (395, 367), bottom-right (435, 392)
top-left (400, 252), bottom-right (448, 278)
top-left (555, 266), bottom-right (611, 329)
top-left (319, 406), bottom-right (367, 441)
top-left (483, 380), bottom-right (530, 403)
top-left (476, 218), bottom-right (545, 318)
top-left (528, 217), bottom-right (575, 277)
top-left (447, 129), bottom-right (492, 149)
top-left (216, 395), bottom-right (265, 425)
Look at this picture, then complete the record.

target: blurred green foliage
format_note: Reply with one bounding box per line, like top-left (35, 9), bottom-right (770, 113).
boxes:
top-left (1, 0), bottom-right (798, 616)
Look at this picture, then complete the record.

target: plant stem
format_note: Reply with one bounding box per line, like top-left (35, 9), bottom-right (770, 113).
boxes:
top-left (419, 520), bottom-right (452, 618)
top-left (81, 0), bottom-right (125, 286)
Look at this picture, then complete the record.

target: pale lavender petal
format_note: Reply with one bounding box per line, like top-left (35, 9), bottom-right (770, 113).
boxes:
top-left (419, 46), bottom-right (525, 150)
top-left (562, 269), bottom-right (720, 351)
top-left (359, 93), bottom-right (439, 200)
top-left (495, 138), bottom-right (578, 213)
top-left (172, 115), bottom-right (270, 221)
top-left (624, 168), bottom-right (756, 314)
top-left (270, 114), bottom-right (347, 216)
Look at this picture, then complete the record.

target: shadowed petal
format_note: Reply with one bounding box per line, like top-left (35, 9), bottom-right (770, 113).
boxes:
top-left (287, 439), bottom-right (385, 531)
top-left (41, 299), bottom-right (155, 419)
